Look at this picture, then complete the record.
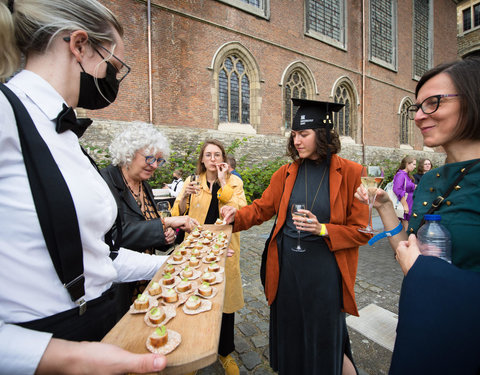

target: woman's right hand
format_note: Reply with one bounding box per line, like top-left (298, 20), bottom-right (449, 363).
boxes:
top-left (183, 180), bottom-right (198, 196)
top-left (221, 205), bottom-right (237, 224)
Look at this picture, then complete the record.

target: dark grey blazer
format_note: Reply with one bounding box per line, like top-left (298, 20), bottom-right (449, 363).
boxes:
top-left (100, 165), bottom-right (167, 252)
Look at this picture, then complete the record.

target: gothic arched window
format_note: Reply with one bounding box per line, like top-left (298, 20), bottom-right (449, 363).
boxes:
top-left (218, 55), bottom-right (250, 124)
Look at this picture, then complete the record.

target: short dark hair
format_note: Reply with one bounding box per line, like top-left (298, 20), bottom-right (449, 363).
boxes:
top-left (226, 155), bottom-right (236, 169)
top-left (286, 128), bottom-right (341, 163)
top-left (415, 57), bottom-right (480, 142)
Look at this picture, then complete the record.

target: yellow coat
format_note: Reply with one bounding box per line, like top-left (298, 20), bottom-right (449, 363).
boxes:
top-left (171, 173), bottom-right (247, 313)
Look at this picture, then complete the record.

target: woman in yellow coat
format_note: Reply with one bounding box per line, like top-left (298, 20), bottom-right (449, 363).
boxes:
top-left (171, 139), bottom-right (246, 375)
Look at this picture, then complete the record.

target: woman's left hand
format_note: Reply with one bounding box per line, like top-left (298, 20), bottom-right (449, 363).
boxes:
top-left (215, 162), bottom-right (229, 186)
top-left (226, 248), bottom-right (234, 257)
top-left (395, 234), bottom-right (421, 275)
top-left (164, 227), bottom-right (176, 244)
top-left (292, 209), bottom-right (325, 236)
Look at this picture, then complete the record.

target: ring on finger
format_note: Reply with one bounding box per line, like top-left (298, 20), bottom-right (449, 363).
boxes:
top-left (306, 218), bottom-right (313, 224)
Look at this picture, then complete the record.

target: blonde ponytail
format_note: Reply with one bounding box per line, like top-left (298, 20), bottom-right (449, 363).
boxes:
top-left (0, 1), bottom-right (20, 79)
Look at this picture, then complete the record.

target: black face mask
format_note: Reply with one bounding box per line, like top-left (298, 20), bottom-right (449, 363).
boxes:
top-left (77, 61), bottom-right (119, 109)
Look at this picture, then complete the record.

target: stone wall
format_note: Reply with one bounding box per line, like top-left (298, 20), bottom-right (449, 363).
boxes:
top-left (82, 120), bottom-right (446, 167)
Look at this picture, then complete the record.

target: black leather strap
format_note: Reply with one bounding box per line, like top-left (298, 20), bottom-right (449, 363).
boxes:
top-left (0, 83), bottom-right (85, 305)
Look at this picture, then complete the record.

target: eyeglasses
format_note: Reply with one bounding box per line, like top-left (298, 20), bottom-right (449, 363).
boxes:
top-left (62, 36), bottom-right (131, 83)
top-left (144, 155), bottom-right (166, 166)
top-left (91, 42), bottom-right (131, 83)
top-left (407, 94), bottom-right (459, 120)
top-left (204, 152), bottom-right (222, 159)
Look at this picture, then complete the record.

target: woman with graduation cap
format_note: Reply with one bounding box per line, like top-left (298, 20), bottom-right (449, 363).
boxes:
top-left (222, 99), bottom-right (370, 375)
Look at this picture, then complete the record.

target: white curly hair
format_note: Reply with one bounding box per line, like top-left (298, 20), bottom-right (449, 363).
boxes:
top-left (109, 122), bottom-right (171, 167)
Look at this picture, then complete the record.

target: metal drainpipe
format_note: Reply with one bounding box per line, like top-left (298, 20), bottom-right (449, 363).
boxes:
top-left (361, 0), bottom-right (366, 165)
top-left (147, 0), bottom-right (153, 123)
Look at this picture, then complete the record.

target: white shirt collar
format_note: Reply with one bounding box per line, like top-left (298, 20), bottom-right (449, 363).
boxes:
top-left (9, 70), bottom-right (68, 122)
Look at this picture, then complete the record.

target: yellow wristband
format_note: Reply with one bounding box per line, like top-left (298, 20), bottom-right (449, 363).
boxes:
top-left (319, 223), bottom-right (326, 236)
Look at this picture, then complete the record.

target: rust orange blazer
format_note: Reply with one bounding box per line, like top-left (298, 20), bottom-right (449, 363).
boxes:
top-left (233, 154), bottom-right (371, 316)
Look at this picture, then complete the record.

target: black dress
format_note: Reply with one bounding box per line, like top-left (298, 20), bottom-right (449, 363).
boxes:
top-left (270, 159), bottom-right (355, 374)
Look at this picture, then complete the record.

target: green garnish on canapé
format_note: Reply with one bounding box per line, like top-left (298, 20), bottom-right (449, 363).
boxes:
top-left (210, 262), bottom-right (217, 266)
top-left (163, 273), bottom-right (172, 279)
top-left (137, 294), bottom-right (147, 301)
top-left (151, 307), bottom-right (159, 315)
top-left (184, 266), bottom-right (190, 271)
top-left (202, 282), bottom-right (210, 287)
top-left (155, 325), bottom-right (167, 336)
top-left (189, 295), bottom-right (199, 301)
top-left (182, 278), bottom-right (188, 282)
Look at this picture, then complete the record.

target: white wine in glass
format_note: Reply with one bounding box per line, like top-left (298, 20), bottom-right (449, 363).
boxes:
top-left (291, 203), bottom-right (306, 252)
top-left (359, 168), bottom-right (384, 234)
top-left (156, 201), bottom-right (171, 219)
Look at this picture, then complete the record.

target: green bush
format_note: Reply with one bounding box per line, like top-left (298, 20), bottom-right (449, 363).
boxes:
top-left (83, 138), bottom-right (287, 205)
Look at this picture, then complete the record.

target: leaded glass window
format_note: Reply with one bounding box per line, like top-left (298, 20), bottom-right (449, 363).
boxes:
top-left (475, 3), bottom-right (480, 28)
top-left (218, 55), bottom-right (250, 124)
top-left (284, 71), bottom-right (308, 130)
top-left (463, 7), bottom-right (472, 31)
top-left (333, 84), bottom-right (351, 137)
top-left (400, 101), bottom-right (412, 145)
top-left (307, 0), bottom-right (345, 44)
top-left (370, 0), bottom-right (397, 68)
top-left (413, 0), bottom-right (431, 78)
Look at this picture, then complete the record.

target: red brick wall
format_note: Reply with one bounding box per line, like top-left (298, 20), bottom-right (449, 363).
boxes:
top-left (91, 0), bottom-right (457, 150)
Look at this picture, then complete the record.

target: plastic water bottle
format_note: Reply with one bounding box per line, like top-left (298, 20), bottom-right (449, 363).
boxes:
top-left (416, 214), bottom-right (452, 263)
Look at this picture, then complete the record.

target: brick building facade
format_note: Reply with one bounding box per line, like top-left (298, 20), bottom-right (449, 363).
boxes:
top-left (85, 0), bottom-right (458, 164)
top-left (457, 0), bottom-right (480, 57)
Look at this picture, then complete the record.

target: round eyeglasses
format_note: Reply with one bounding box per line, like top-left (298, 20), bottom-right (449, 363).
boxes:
top-left (407, 94), bottom-right (459, 120)
top-left (144, 155), bottom-right (166, 166)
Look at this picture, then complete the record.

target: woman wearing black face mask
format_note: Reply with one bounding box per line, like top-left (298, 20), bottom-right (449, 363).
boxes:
top-left (0, 0), bottom-right (167, 374)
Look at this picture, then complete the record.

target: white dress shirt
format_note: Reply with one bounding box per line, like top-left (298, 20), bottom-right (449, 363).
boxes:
top-left (0, 70), bottom-right (167, 374)
top-left (167, 178), bottom-right (184, 197)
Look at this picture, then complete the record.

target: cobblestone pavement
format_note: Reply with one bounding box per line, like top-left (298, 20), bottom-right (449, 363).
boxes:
top-left (198, 219), bottom-right (404, 375)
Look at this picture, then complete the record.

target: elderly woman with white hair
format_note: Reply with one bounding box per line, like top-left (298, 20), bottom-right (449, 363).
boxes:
top-left (102, 122), bottom-right (196, 252)
top-left (101, 123), bottom-right (197, 308)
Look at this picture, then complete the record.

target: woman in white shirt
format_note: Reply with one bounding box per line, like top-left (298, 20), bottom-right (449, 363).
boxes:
top-left (0, 0), bottom-right (167, 373)
top-left (164, 169), bottom-right (184, 197)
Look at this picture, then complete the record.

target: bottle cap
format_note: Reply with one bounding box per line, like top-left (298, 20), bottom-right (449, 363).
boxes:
top-left (424, 214), bottom-right (441, 221)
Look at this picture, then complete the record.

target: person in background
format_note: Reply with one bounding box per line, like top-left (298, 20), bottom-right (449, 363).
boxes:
top-left (101, 123), bottom-right (197, 312)
top-left (163, 168), bottom-right (184, 197)
top-left (222, 99), bottom-right (370, 375)
top-left (226, 154), bottom-right (242, 180)
top-left (0, 0), bottom-right (167, 373)
top-left (393, 156), bottom-right (416, 230)
top-left (413, 158), bottom-right (432, 185)
top-left (355, 57), bottom-right (480, 374)
top-left (172, 140), bottom-right (246, 375)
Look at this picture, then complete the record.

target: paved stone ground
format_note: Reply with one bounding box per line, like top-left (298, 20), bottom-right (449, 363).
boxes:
top-left (198, 218), bottom-right (404, 375)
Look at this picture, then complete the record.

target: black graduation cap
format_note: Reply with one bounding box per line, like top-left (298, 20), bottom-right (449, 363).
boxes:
top-left (291, 98), bottom-right (344, 131)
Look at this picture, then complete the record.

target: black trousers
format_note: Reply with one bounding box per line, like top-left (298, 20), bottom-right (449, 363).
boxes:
top-left (17, 285), bottom-right (121, 341)
top-left (218, 312), bottom-right (235, 356)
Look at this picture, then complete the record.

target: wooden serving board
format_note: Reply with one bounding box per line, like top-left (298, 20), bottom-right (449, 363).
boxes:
top-left (102, 224), bottom-right (232, 374)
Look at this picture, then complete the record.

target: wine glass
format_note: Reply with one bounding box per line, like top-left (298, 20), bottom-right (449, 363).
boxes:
top-left (156, 201), bottom-right (171, 219)
top-left (291, 203), bottom-right (306, 252)
top-left (358, 166), bottom-right (384, 234)
top-left (190, 174), bottom-right (201, 208)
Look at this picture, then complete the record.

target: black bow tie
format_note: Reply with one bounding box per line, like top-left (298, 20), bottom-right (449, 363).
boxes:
top-left (55, 104), bottom-right (93, 138)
